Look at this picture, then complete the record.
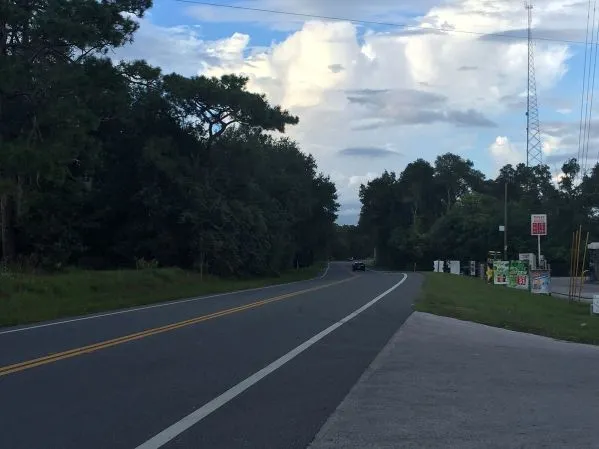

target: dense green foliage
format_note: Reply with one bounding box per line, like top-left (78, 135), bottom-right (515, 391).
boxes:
top-left (0, 264), bottom-right (326, 327)
top-left (0, 1), bottom-right (338, 276)
top-left (356, 154), bottom-right (599, 273)
top-left (330, 224), bottom-right (373, 260)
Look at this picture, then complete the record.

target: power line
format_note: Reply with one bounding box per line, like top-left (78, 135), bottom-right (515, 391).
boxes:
top-left (576, 0), bottom-right (592, 174)
top-left (580, 0), bottom-right (596, 176)
top-left (174, 0), bottom-right (587, 46)
top-left (582, 1), bottom-right (599, 176)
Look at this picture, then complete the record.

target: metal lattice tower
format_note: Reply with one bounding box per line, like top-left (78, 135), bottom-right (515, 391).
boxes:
top-left (525, 2), bottom-right (543, 167)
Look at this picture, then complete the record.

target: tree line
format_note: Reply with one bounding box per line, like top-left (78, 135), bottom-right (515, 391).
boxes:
top-left (344, 153), bottom-right (599, 274)
top-left (1, 1), bottom-right (338, 276)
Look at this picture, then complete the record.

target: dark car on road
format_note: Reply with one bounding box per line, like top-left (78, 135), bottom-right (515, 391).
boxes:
top-left (352, 261), bottom-right (366, 272)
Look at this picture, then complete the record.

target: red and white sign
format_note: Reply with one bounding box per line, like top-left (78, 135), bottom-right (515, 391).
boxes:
top-left (531, 214), bottom-right (547, 236)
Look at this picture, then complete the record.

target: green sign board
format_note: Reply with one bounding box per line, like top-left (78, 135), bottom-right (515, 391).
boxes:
top-left (508, 260), bottom-right (529, 290)
top-left (493, 261), bottom-right (509, 285)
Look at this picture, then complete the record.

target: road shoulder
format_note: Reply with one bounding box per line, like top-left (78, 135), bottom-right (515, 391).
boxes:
top-left (0, 263), bottom-right (331, 329)
top-left (308, 311), bottom-right (599, 449)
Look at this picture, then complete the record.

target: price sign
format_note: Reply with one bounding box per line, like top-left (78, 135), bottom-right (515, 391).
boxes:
top-left (531, 214), bottom-right (547, 236)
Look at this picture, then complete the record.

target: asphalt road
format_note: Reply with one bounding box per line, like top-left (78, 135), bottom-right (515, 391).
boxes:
top-left (0, 262), bottom-right (420, 449)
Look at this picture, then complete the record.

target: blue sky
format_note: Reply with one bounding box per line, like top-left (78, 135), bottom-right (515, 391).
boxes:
top-left (149, 0), bottom-right (284, 43)
top-left (123, 0), bottom-right (594, 224)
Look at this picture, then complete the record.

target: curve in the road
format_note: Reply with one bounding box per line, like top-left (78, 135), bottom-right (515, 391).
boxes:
top-left (0, 265), bottom-right (418, 449)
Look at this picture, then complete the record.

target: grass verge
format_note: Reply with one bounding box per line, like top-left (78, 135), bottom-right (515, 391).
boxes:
top-left (0, 262), bottom-right (326, 327)
top-left (415, 272), bottom-right (599, 345)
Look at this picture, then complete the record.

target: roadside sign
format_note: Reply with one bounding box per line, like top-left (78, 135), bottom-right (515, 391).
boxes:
top-left (493, 261), bottom-right (509, 285)
top-left (531, 270), bottom-right (551, 294)
top-left (531, 214), bottom-right (547, 236)
top-left (593, 295), bottom-right (599, 315)
top-left (508, 260), bottom-right (529, 290)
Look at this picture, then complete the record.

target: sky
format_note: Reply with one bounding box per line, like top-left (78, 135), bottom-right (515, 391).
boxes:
top-left (113, 0), bottom-right (599, 224)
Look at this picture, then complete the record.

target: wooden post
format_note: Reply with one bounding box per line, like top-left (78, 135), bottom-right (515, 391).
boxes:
top-left (574, 226), bottom-right (583, 300)
top-left (578, 232), bottom-right (590, 302)
top-left (569, 230), bottom-right (576, 301)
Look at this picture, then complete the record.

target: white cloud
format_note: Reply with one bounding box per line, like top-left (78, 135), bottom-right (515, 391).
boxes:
top-left (111, 17), bottom-right (249, 77)
top-left (488, 132), bottom-right (571, 176)
top-left (330, 171), bottom-right (379, 209)
top-left (339, 208), bottom-right (361, 216)
top-left (196, 10), bottom-right (570, 187)
top-left (489, 136), bottom-right (522, 171)
top-left (543, 118), bottom-right (599, 175)
top-left (488, 132), bottom-right (583, 184)
top-left (117, 0), bottom-right (583, 223)
top-left (552, 172), bottom-right (566, 185)
top-left (349, 172), bottom-right (379, 187)
top-left (542, 133), bottom-right (562, 157)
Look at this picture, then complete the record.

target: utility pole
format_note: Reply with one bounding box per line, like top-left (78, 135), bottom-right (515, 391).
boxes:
top-left (504, 180), bottom-right (508, 260)
top-left (502, 172), bottom-right (514, 260)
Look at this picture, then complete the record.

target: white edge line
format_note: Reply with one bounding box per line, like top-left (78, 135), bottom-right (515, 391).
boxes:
top-left (134, 272), bottom-right (408, 449)
top-left (0, 262), bottom-right (332, 336)
top-left (319, 262), bottom-right (330, 279)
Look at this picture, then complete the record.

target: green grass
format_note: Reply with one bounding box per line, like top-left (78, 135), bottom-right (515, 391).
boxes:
top-left (0, 263), bottom-right (326, 327)
top-left (415, 272), bottom-right (599, 345)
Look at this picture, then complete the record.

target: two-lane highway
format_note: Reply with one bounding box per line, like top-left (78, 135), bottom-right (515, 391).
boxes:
top-left (0, 263), bottom-right (421, 449)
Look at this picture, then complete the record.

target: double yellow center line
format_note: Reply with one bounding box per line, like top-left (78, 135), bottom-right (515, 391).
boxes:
top-left (0, 275), bottom-right (355, 377)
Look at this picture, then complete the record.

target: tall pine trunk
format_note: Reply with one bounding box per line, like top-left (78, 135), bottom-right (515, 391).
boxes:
top-left (1, 193), bottom-right (16, 262)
